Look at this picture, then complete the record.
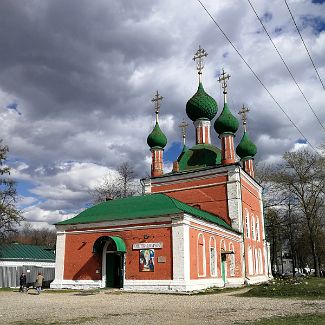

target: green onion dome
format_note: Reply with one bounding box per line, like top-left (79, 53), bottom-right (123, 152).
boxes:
top-left (186, 83), bottom-right (218, 121)
top-left (147, 122), bottom-right (167, 149)
top-left (214, 102), bottom-right (239, 135)
top-left (236, 131), bottom-right (257, 159)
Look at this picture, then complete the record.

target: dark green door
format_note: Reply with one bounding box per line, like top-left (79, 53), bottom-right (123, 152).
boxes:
top-left (221, 254), bottom-right (226, 284)
top-left (106, 254), bottom-right (123, 288)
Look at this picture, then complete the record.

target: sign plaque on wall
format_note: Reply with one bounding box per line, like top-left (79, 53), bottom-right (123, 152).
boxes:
top-left (157, 256), bottom-right (166, 263)
top-left (133, 242), bottom-right (163, 250)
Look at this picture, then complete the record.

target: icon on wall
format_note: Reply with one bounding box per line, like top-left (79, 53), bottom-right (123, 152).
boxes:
top-left (139, 249), bottom-right (154, 272)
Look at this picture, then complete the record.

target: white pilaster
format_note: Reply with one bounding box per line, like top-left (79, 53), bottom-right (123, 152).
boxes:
top-left (226, 168), bottom-right (242, 232)
top-left (258, 190), bottom-right (266, 240)
top-left (172, 215), bottom-right (190, 283)
top-left (142, 178), bottom-right (151, 194)
top-left (101, 241), bottom-right (109, 288)
top-left (50, 229), bottom-right (66, 289)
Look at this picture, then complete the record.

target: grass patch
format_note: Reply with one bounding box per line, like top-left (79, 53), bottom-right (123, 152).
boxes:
top-left (43, 289), bottom-right (84, 294)
top-left (12, 321), bottom-right (53, 325)
top-left (12, 316), bottom-right (99, 324)
top-left (251, 313), bottom-right (325, 324)
top-left (73, 290), bottom-right (100, 296)
top-left (43, 288), bottom-right (100, 294)
top-left (197, 286), bottom-right (245, 295)
top-left (241, 277), bottom-right (325, 299)
top-left (0, 287), bottom-right (15, 292)
top-left (12, 313), bottom-right (141, 324)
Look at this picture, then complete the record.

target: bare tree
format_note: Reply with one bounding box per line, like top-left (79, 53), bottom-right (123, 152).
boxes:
top-left (91, 162), bottom-right (140, 204)
top-left (255, 163), bottom-right (296, 274)
top-left (0, 140), bottom-right (23, 242)
top-left (118, 162), bottom-right (136, 198)
top-left (6, 222), bottom-right (56, 247)
top-left (255, 151), bottom-right (325, 276)
top-left (255, 162), bottom-right (290, 209)
top-left (264, 208), bottom-right (282, 273)
top-left (276, 150), bottom-right (325, 276)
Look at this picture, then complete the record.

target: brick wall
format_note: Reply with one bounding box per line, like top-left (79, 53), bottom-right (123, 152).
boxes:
top-left (63, 225), bottom-right (173, 281)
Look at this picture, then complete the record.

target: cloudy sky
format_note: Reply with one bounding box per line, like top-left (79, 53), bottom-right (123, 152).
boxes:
top-left (0, 0), bottom-right (324, 228)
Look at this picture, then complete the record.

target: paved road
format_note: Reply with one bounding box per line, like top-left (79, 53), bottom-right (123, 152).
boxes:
top-left (0, 289), bottom-right (324, 324)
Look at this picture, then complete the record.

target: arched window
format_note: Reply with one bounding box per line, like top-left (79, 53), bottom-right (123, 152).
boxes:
top-left (229, 243), bottom-right (235, 276)
top-left (254, 248), bottom-right (259, 275)
top-left (251, 214), bottom-right (255, 240)
top-left (197, 233), bottom-right (206, 277)
top-left (256, 218), bottom-right (260, 241)
top-left (220, 239), bottom-right (227, 277)
top-left (247, 246), bottom-right (253, 275)
top-left (210, 237), bottom-right (217, 276)
top-left (245, 209), bottom-right (250, 238)
top-left (258, 248), bottom-right (263, 274)
top-left (220, 239), bottom-right (226, 252)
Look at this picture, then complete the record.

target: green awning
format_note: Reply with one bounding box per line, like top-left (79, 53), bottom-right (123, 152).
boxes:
top-left (110, 236), bottom-right (126, 252)
top-left (93, 236), bottom-right (126, 254)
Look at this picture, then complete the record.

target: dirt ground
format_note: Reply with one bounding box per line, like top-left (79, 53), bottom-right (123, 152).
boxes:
top-left (0, 288), bottom-right (324, 324)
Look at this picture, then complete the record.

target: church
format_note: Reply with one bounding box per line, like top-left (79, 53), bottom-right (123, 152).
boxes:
top-left (51, 47), bottom-right (272, 291)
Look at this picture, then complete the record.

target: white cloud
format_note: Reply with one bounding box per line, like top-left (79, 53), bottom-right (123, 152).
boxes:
top-left (0, 0), bottom-right (324, 227)
top-left (18, 196), bottom-right (39, 208)
top-left (291, 142), bottom-right (309, 152)
top-left (23, 205), bottom-right (76, 225)
top-left (14, 162), bottom-right (120, 225)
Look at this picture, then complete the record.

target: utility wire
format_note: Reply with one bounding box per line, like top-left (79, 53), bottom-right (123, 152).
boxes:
top-left (284, 0), bottom-right (325, 92)
top-left (195, 0), bottom-right (318, 153)
top-left (247, 0), bottom-right (325, 133)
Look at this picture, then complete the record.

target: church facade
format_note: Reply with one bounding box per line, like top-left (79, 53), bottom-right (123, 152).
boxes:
top-left (51, 47), bottom-right (272, 291)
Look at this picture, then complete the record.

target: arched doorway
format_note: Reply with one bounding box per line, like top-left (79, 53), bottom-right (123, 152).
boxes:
top-left (93, 236), bottom-right (126, 288)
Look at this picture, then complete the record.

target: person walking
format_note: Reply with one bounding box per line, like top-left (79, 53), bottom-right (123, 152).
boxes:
top-left (19, 272), bottom-right (27, 293)
top-left (35, 272), bottom-right (44, 295)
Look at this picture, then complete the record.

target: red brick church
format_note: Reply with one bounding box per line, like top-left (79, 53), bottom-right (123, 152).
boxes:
top-left (51, 47), bottom-right (272, 291)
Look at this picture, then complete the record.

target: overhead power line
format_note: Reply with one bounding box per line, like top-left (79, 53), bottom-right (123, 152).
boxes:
top-left (284, 0), bottom-right (325, 92)
top-left (247, 0), bottom-right (325, 134)
top-left (195, 0), bottom-right (319, 154)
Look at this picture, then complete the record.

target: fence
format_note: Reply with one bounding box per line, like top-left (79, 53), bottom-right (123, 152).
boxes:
top-left (0, 265), bottom-right (55, 288)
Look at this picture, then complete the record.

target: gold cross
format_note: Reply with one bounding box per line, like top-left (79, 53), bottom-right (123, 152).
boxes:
top-left (238, 104), bottom-right (250, 131)
top-left (178, 119), bottom-right (189, 145)
top-left (193, 46), bottom-right (208, 82)
top-left (218, 68), bottom-right (231, 94)
top-left (151, 90), bottom-right (163, 122)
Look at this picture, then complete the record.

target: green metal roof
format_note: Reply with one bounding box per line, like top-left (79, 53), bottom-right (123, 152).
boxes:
top-left (0, 244), bottom-right (55, 262)
top-left (236, 131), bottom-right (257, 160)
top-left (214, 102), bottom-right (239, 135)
top-left (177, 143), bottom-right (222, 171)
top-left (57, 193), bottom-right (233, 231)
top-left (186, 82), bottom-right (218, 121)
top-left (176, 144), bottom-right (189, 164)
top-left (147, 122), bottom-right (167, 149)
